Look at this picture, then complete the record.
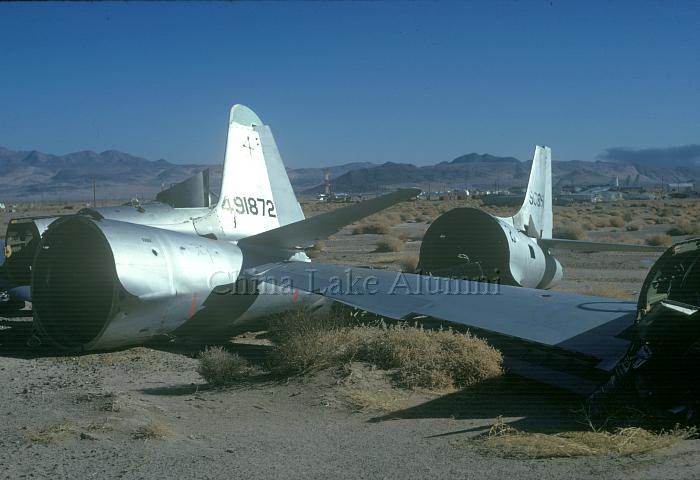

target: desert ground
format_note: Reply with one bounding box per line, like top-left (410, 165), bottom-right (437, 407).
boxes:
top-left (1, 197), bottom-right (700, 479)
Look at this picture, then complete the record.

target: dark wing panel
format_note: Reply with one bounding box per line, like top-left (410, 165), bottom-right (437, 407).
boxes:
top-left (248, 262), bottom-right (636, 376)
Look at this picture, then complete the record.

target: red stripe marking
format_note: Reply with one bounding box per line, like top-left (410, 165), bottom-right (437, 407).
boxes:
top-left (188, 293), bottom-right (198, 319)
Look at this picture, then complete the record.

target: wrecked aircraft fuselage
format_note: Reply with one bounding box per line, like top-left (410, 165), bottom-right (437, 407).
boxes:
top-left (31, 215), bottom-right (315, 350)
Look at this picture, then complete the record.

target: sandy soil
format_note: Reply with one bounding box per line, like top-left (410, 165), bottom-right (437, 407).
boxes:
top-left (1, 199), bottom-right (700, 479)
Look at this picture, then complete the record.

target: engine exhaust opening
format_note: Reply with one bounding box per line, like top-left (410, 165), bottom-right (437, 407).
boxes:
top-left (33, 217), bottom-right (117, 349)
top-left (418, 208), bottom-right (511, 283)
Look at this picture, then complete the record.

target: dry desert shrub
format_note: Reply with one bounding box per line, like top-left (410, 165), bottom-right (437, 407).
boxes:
top-left (479, 417), bottom-right (695, 459)
top-left (596, 234), bottom-right (642, 246)
top-left (270, 309), bottom-right (502, 390)
top-left (618, 234), bottom-right (643, 245)
top-left (666, 220), bottom-right (700, 237)
top-left (352, 223), bottom-right (391, 235)
top-left (198, 346), bottom-right (255, 385)
top-left (374, 235), bottom-right (405, 253)
top-left (28, 423), bottom-right (74, 445)
top-left (305, 241), bottom-right (325, 259)
top-left (608, 216), bottom-right (625, 228)
top-left (592, 217), bottom-right (609, 228)
top-left (382, 213), bottom-right (402, 225)
top-left (399, 254), bottom-right (419, 272)
top-left (580, 220), bottom-right (594, 231)
top-left (553, 223), bottom-right (587, 240)
top-left (625, 221), bottom-right (644, 231)
top-left (646, 234), bottom-right (673, 247)
top-left (133, 420), bottom-right (174, 440)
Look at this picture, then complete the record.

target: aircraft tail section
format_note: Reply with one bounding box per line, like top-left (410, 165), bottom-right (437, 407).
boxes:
top-left (512, 145), bottom-right (552, 239)
top-left (194, 105), bottom-right (305, 239)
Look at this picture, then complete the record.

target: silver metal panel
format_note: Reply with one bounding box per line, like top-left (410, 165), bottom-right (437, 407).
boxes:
top-left (255, 125), bottom-right (305, 227)
top-left (156, 169), bottom-right (210, 208)
top-left (87, 203), bottom-right (208, 233)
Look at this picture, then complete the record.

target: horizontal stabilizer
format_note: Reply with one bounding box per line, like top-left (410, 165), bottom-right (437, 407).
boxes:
top-left (238, 188), bottom-right (420, 250)
top-left (539, 238), bottom-right (667, 253)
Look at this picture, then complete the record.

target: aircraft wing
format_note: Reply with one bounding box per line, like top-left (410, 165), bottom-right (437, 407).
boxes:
top-left (247, 261), bottom-right (637, 394)
top-left (539, 238), bottom-right (666, 253)
top-left (238, 188), bottom-right (420, 250)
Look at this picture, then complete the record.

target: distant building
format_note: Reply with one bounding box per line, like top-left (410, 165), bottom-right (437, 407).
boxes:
top-left (668, 182), bottom-right (694, 193)
top-left (598, 191), bottom-right (624, 202)
top-left (623, 192), bottom-right (656, 201)
top-left (558, 193), bottom-right (599, 204)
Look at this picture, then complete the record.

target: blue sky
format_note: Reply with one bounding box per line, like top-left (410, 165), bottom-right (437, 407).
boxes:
top-left (1, 1), bottom-right (698, 167)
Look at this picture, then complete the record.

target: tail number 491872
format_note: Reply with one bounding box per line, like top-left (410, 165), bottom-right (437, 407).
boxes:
top-left (222, 196), bottom-right (276, 217)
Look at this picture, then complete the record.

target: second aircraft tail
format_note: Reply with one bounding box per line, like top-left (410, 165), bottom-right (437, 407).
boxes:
top-left (511, 145), bottom-right (552, 239)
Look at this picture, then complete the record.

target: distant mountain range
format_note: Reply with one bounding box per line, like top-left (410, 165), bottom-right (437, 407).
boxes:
top-left (307, 153), bottom-right (700, 194)
top-left (1, 145), bottom-right (699, 201)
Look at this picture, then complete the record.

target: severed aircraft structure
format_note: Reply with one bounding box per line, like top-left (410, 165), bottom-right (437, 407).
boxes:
top-left (2, 104), bottom-right (700, 419)
top-left (0, 167), bottom-right (217, 309)
top-left (417, 145), bottom-right (665, 289)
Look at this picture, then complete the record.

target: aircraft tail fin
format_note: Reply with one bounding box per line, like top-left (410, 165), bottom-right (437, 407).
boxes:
top-left (194, 105), bottom-right (305, 239)
top-left (512, 145), bottom-right (552, 239)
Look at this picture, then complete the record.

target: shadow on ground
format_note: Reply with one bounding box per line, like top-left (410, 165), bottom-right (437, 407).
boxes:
top-left (372, 374), bottom-right (585, 433)
top-left (0, 314), bottom-right (48, 358)
top-left (141, 340), bottom-right (280, 396)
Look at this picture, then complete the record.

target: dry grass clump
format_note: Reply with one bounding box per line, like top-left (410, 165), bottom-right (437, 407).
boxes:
top-left (399, 254), bottom-right (419, 272)
top-left (133, 420), bottom-right (174, 440)
top-left (28, 423), bottom-right (74, 445)
top-left (375, 235), bottom-right (405, 253)
top-left (666, 220), bottom-right (700, 236)
top-left (646, 233), bottom-right (673, 246)
top-left (305, 241), bottom-right (325, 259)
top-left (625, 221), bottom-right (643, 231)
top-left (608, 216), bottom-right (625, 228)
top-left (580, 220), bottom-right (594, 231)
top-left (352, 223), bottom-right (391, 235)
top-left (269, 309), bottom-right (502, 390)
top-left (553, 223), bottom-right (587, 240)
top-left (479, 417), bottom-right (695, 458)
top-left (592, 217), bottom-right (609, 228)
top-left (198, 346), bottom-right (255, 385)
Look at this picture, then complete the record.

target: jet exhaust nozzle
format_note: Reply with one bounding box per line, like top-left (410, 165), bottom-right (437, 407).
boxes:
top-left (32, 216), bottom-right (243, 351)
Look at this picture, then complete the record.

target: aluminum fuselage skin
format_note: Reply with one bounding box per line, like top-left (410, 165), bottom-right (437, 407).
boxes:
top-left (31, 216), bottom-right (322, 351)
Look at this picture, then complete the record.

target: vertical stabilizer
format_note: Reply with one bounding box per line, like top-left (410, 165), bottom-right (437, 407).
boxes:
top-left (512, 145), bottom-right (552, 239)
top-left (194, 105), bottom-right (305, 239)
